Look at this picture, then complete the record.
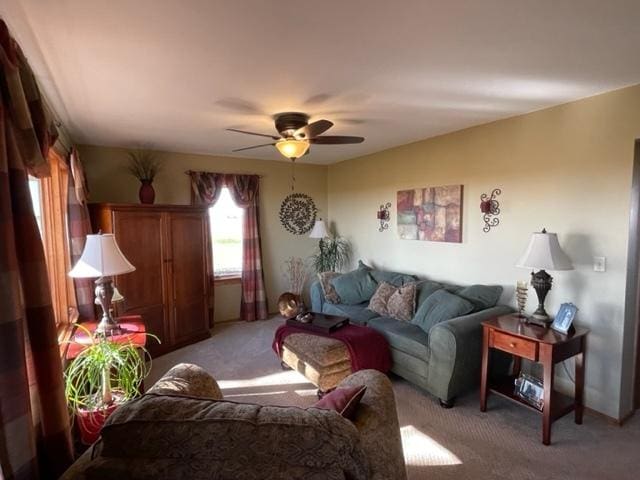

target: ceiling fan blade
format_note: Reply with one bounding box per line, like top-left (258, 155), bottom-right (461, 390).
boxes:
top-left (227, 128), bottom-right (280, 140)
top-left (309, 136), bottom-right (365, 145)
top-left (232, 143), bottom-right (275, 152)
top-left (294, 119), bottom-right (333, 139)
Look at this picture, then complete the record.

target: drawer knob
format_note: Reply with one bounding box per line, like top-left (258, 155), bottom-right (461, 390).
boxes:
top-left (509, 342), bottom-right (516, 348)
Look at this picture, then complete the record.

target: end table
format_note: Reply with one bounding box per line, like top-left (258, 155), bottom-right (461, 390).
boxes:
top-left (480, 314), bottom-right (589, 445)
top-left (65, 315), bottom-right (146, 360)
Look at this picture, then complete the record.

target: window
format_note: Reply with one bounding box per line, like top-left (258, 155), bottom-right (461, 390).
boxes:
top-left (209, 187), bottom-right (243, 279)
top-left (28, 151), bottom-right (76, 341)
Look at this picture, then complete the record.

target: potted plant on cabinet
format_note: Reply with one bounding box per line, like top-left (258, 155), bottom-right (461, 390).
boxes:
top-left (64, 327), bottom-right (157, 444)
top-left (126, 148), bottom-right (163, 204)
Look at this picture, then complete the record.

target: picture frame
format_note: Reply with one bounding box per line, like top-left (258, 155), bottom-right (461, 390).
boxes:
top-left (551, 302), bottom-right (578, 334)
top-left (514, 373), bottom-right (544, 411)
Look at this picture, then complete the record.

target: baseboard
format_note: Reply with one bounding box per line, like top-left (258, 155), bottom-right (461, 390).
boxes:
top-left (585, 406), bottom-right (635, 426)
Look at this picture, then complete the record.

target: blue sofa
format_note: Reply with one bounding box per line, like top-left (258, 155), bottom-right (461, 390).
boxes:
top-left (311, 264), bottom-right (512, 407)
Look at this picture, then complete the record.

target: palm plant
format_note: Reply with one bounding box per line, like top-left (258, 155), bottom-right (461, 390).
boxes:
top-left (311, 236), bottom-right (351, 273)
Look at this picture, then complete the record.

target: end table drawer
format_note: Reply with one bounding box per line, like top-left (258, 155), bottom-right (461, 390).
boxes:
top-left (490, 331), bottom-right (538, 360)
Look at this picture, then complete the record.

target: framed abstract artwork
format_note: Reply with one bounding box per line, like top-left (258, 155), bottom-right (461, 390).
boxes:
top-left (397, 185), bottom-right (463, 242)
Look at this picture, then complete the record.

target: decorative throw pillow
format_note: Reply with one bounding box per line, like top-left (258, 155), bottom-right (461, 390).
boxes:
top-left (330, 268), bottom-right (378, 305)
top-left (367, 282), bottom-right (397, 316)
top-left (415, 280), bottom-right (443, 309)
top-left (456, 284), bottom-right (503, 311)
top-left (386, 283), bottom-right (417, 322)
top-left (412, 289), bottom-right (474, 333)
top-left (318, 272), bottom-right (341, 304)
top-left (313, 385), bottom-right (367, 420)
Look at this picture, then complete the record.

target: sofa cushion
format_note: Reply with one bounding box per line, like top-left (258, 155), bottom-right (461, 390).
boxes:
top-left (411, 289), bottom-right (474, 334)
top-left (415, 280), bottom-right (443, 308)
top-left (386, 283), bottom-right (416, 322)
top-left (370, 269), bottom-right (418, 287)
top-left (367, 282), bottom-right (397, 316)
top-left (99, 394), bottom-right (368, 479)
top-left (322, 302), bottom-right (379, 326)
top-left (330, 268), bottom-right (378, 305)
top-left (367, 317), bottom-right (429, 359)
top-left (457, 284), bottom-right (503, 311)
top-left (318, 272), bottom-right (342, 304)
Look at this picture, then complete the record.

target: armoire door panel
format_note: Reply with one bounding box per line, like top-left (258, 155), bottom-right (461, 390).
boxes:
top-left (168, 213), bottom-right (209, 343)
top-left (112, 211), bottom-right (170, 346)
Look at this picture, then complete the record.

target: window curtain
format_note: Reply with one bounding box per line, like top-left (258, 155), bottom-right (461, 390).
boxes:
top-left (0, 18), bottom-right (74, 480)
top-left (189, 171), bottom-right (268, 321)
top-left (66, 148), bottom-right (94, 321)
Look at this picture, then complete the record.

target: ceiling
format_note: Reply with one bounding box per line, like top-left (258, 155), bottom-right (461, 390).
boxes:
top-left (3, 0), bottom-right (640, 164)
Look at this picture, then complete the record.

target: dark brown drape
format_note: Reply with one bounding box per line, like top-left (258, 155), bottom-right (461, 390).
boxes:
top-left (0, 18), bottom-right (73, 480)
top-left (189, 171), bottom-right (268, 321)
top-left (66, 148), bottom-right (94, 320)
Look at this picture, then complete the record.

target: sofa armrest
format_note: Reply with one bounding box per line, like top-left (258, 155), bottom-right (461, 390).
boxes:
top-left (338, 369), bottom-right (407, 480)
top-left (146, 363), bottom-right (223, 399)
top-left (427, 305), bottom-right (513, 401)
top-left (310, 280), bottom-right (325, 312)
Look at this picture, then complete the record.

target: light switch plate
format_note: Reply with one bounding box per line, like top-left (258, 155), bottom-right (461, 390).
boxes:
top-left (594, 256), bottom-right (606, 272)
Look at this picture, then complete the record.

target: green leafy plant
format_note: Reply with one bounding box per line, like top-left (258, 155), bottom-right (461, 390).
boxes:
top-left (126, 148), bottom-right (163, 182)
top-left (64, 326), bottom-right (157, 413)
top-left (311, 237), bottom-right (351, 273)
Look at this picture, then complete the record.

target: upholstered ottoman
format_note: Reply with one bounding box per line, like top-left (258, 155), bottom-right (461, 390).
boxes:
top-left (281, 333), bottom-right (352, 395)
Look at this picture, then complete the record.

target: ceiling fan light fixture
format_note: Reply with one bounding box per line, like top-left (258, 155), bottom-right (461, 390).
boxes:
top-left (275, 139), bottom-right (309, 160)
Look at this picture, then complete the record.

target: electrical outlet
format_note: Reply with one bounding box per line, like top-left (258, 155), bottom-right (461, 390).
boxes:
top-left (594, 256), bottom-right (606, 272)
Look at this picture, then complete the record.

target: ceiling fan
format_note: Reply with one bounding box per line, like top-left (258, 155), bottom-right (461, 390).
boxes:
top-left (227, 112), bottom-right (364, 160)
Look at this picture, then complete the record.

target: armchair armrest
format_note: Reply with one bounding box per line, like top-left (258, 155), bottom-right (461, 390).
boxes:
top-left (427, 306), bottom-right (513, 401)
top-left (338, 370), bottom-right (407, 480)
top-left (310, 280), bottom-right (325, 312)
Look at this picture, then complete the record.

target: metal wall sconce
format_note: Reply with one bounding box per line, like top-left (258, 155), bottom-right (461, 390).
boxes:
top-left (377, 202), bottom-right (391, 232)
top-left (480, 188), bottom-right (501, 232)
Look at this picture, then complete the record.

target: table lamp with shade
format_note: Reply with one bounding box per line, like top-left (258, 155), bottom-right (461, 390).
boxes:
top-left (309, 218), bottom-right (329, 240)
top-left (69, 233), bottom-right (135, 334)
top-left (516, 228), bottom-right (573, 326)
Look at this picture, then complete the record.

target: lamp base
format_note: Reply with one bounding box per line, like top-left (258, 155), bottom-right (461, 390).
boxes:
top-left (94, 277), bottom-right (120, 335)
top-left (529, 269), bottom-right (553, 327)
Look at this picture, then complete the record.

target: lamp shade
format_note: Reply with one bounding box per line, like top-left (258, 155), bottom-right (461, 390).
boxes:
top-left (309, 219), bottom-right (329, 238)
top-left (275, 139), bottom-right (310, 160)
top-left (516, 230), bottom-right (573, 271)
top-left (69, 233), bottom-right (136, 278)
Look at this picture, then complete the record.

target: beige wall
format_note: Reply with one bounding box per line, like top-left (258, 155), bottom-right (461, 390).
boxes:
top-left (328, 84), bottom-right (640, 419)
top-left (78, 145), bottom-right (328, 324)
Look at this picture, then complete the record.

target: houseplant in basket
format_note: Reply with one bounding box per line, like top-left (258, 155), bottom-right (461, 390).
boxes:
top-left (126, 148), bottom-right (163, 204)
top-left (64, 326), bottom-right (157, 444)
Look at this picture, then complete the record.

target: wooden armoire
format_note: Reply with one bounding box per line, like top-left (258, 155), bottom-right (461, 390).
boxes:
top-left (89, 203), bottom-right (212, 357)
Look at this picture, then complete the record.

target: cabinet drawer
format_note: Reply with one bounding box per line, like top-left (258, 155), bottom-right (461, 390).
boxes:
top-left (490, 330), bottom-right (538, 361)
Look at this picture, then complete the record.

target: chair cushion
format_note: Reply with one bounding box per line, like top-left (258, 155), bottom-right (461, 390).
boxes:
top-left (367, 317), bottom-right (430, 359)
top-left (98, 394), bottom-right (368, 480)
top-left (456, 284), bottom-right (503, 311)
top-left (330, 268), bottom-right (378, 305)
top-left (411, 289), bottom-right (474, 334)
top-left (370, 269), bottom-right (418, 287)
top-left (313, 385), bottom-right (367, 420)
top-left (322, 302), bottom-right (379, 326)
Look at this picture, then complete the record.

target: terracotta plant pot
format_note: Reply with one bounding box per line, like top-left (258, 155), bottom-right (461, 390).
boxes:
top-left (76, 403), bottom-right (118, 445)
top-left (139, 180), bottom-right (155, 204)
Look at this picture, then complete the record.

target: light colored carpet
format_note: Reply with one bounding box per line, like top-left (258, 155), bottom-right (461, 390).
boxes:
top-left (147, 317), bottom-right (640, 480)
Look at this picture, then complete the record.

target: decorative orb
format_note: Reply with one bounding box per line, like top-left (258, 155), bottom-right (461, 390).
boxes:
top-left (278, 292), bottom-right (302, 319)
